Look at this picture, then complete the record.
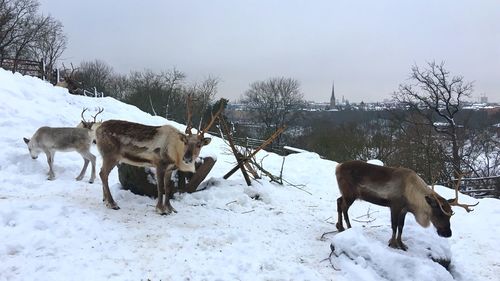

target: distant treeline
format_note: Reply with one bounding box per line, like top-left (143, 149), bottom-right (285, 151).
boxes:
top-left (291, 108), bottom-right (500, 129)
top-left (288, 108), bottom-right (500, 184)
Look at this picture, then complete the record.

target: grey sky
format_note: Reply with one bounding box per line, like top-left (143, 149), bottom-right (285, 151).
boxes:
top-left (38, 0), bottom-right (499, 103)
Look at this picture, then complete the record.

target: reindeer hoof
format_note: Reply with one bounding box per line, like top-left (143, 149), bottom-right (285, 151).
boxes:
top-left (88, 179), bottom-right (94, 184)
top-left (388, 238), bottom-right (398, 248)
top-left (105, 201), bottom-right (120, 210)
top-left (336, 223), bottom-right (345, 232)
top-left (76, 176), bottom-right (83, 181)
top-left (156, 207), bottom-right (170, 215)
top-left (47, 176), bottom-right (55, 181)
top-left (388, 239), bottom-right (407, 251)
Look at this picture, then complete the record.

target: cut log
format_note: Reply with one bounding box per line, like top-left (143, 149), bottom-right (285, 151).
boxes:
top-left (118, 156), bottom-right (216, 197)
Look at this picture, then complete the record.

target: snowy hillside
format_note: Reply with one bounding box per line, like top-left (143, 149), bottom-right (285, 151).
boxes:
top-left (0, 69), bottom-right (499, 281)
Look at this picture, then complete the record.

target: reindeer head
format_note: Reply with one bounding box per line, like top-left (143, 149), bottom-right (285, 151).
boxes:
top-left (181, 96), bottom-right (223, 164)
top-left (425, 194), bottom-right (453, 237)
top-left (23, 137), bottom-right (41, 159)
top-left (426, 174), bottom-right (479, 238)
top-left (57, 63), bottom-right (81, 93)
top-left (79, 107), bottom-right (104, 129)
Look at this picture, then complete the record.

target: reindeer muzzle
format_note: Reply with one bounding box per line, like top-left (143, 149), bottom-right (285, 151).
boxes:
top-left (183, 157), bottom-right (193, 164)
top-left (183, 150), bottom-right (193, 164)
top-left (437, 228), bottom-right (452, 238)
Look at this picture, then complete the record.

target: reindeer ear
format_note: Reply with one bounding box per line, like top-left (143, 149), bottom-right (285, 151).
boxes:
top-left (23, 137), bottom-right (30, 144)
top-left (425, 195), bottom-right (438, 208)
top-left (202, 137), bottom-right (212, 145)
top-left (179, 133), bottom-right (188, 144)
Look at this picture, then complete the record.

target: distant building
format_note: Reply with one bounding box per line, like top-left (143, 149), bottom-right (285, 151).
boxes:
top-left (480, 95), bottom-right (488, 104)
top-left (330, 81), bottom-right (336, 108)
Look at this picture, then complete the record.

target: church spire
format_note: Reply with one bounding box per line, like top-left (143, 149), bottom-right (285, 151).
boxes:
top-left (330, 80), bottom-right (336, 107)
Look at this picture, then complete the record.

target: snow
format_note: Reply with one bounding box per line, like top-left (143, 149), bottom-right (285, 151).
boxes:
top-left (366, 159), bottom-right (384, 166)
top-left (1, 69), bottom-right (499, 281)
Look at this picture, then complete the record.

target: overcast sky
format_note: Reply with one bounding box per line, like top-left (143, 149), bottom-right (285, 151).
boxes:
top-left (38, 0), bottom-right (499, 103)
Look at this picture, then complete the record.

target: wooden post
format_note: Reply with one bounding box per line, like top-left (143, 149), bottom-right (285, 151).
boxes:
top-left (220, 116), bottom-right (286, 186)
top-left (220, 117), bottom-right (252, 186)
top-left (40, 59), bottom-right (46, 80)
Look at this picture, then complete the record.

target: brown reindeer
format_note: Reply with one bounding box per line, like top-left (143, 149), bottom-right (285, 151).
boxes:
top-left (95, 98), bottom-right (223, 214)
top-left (56, 63), bottom-right (81, 94)
top-left (335, 160), bottom-right (477, 250)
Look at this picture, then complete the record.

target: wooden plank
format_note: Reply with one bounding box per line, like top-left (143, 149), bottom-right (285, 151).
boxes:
top-left (183, 157), bottom-right (216, 193)
top-left (220, 117), bottom-right (252, 185)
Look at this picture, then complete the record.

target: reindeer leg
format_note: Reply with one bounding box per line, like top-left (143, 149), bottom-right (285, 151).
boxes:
top-left (388, 206), bottom-right (406, 250)
top-left (163, 169), bottom-right (177, 214)
top-left (396, 209), bottom-right (408, 251)
top-left (76, 158), bottom-right (89, 181)
top-left (336, 197), bottom-right (345, 231)
top-left (45, 150), bottom-right (55, 180)
top-left (78, 150), bottom-right (96, 183)
top-left (155, 163), bottom-right (168, 215)
top-left (99, 158), bottom-right (119, 210)
top-left (343, 197), bottom-right (354, 229)
top-left (89, 152), bottom-right (96, 184)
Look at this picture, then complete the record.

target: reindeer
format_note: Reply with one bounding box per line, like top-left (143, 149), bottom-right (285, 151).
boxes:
top-left (95, 97), bottom-right (223, 214)
top-left (23, 126), bottom-right (96, 183)
top-left (56, 63), bottom-right (81, 94)
top-left (335, 160), bottom-right (477, 250)
top-left (77, 107), bottom-right (104, 143)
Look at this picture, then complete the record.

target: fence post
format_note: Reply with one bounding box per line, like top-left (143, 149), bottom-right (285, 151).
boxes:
top-left (40, 59), bottom-right (46, 80)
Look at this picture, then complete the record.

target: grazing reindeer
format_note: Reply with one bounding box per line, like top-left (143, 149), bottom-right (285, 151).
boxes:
top-left (77, 107), bottom-right (104, 143)
top-left (23, 127), bottom-right (96, 183)
top-left (335, 160), bottom-right (477, 250)
top-left (95, 97), bottom-right (223, 214)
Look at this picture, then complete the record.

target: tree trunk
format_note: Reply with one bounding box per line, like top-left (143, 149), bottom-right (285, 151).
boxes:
top-left (450, 126), bottom-right (461, 180)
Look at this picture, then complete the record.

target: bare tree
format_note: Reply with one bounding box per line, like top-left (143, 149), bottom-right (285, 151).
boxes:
top-left (0, 0), bottom-right (38, 57)
top-left (107, 73), bottom-right (129, 100)
top-left (125, 68), bottom-right (186, 119)
top-left (160, 68), bottom-right (186, 119)
top-left (29, 16), bottom-right (67, 73)
top-left (184, 76), bottom-right (219, 129)
top-left (242, 77), bottom-right (304, 143)
top-left (393, 61), bottom-right (473, 179)
top-left (75, 59), bottom-right (114, 95)
top-left (1, 0), bottom-right (67, 82)
top-left (11, 14), bottom-right (50, 63)
top-left (462, 128), bottom-right (500, 178)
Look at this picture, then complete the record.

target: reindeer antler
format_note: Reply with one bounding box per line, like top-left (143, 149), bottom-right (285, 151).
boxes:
top-left (81, 108), bottom-right (89, 121)
top-left (91, 107), bottom-right (104, 122)
top-left (80, 107), bottom-right (103, 129)
top-left (185, 95), bottom-right (193, 135)
top-left (80, 108), bottom-right (91, 127)
top-left (199, 100), bottom-right (224, 136)
top-left (448, 174), bottom-right (479, 213)
top-left (430, 177), bottom-right (454, 217)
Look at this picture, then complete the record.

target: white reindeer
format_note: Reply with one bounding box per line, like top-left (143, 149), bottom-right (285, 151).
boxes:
top-left (23, 126), bottom-right (96, 183)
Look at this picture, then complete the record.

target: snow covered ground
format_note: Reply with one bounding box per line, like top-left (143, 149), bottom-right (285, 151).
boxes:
top-left (0, 69), bottom-right (499, 281)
